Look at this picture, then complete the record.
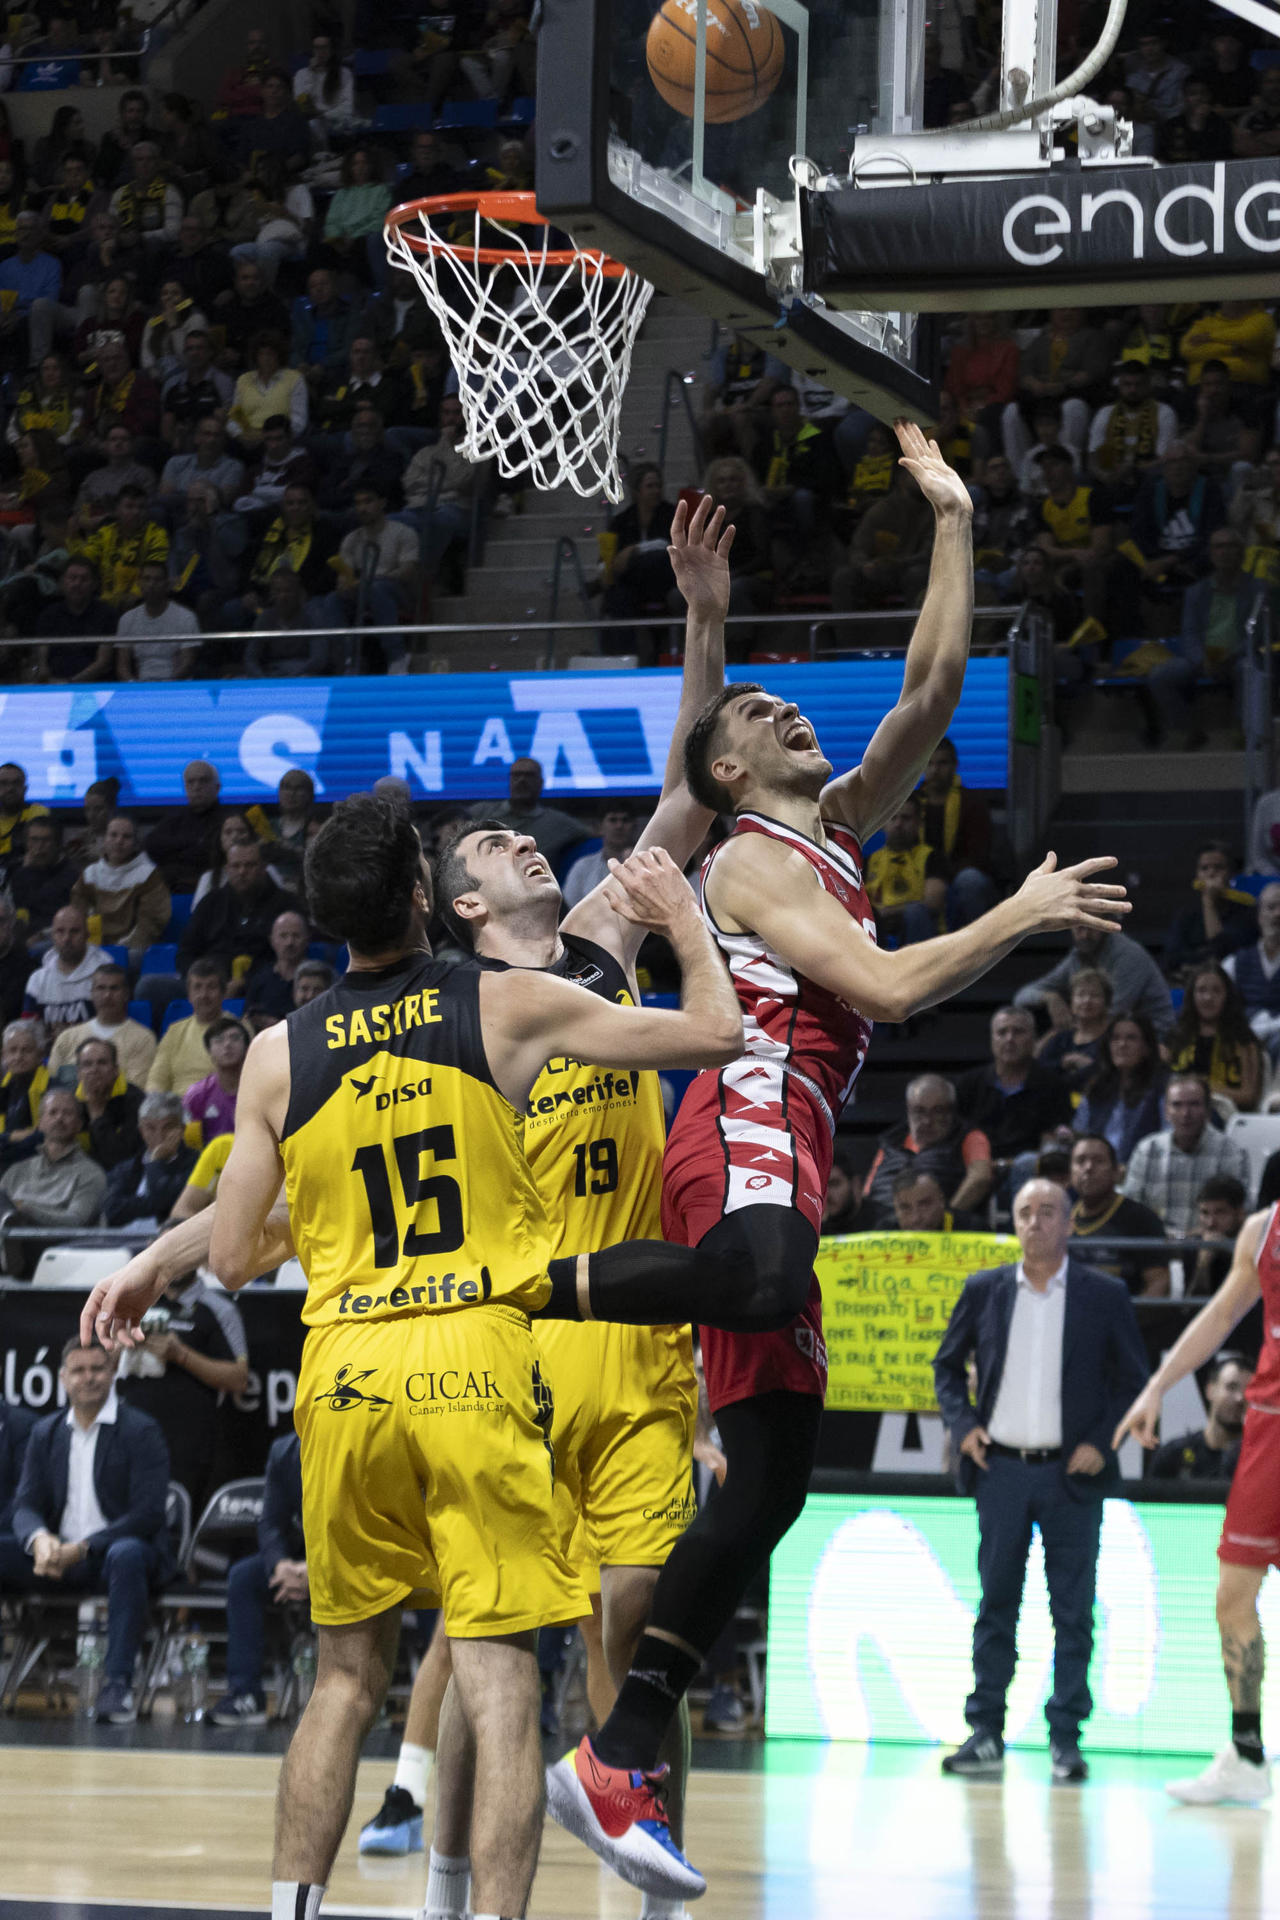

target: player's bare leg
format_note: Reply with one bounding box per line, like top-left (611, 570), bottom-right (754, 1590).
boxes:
top-left (602, 1564), bottom-right (692, 1847)
top-left (425, 1676), bottom-right (475, 1918)
top-left (449, 1631), bottom-right (544, 1917)
top-left (1168, 1563), bottom-right (1272, 1804)
top-left (580, 1594), bottom-right (614, 1725)
top-left (272, 1610), bottom-right (400, 1912)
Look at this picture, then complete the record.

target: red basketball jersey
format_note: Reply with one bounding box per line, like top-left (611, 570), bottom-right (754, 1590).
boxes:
top-left (1248, 1203), bottom-right (1280, 1410)
top-left (699, 809), bottom-right (877, 1127)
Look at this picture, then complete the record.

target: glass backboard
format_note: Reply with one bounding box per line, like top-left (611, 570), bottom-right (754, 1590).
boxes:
top-left (533, 0), bottom-right (936, 422)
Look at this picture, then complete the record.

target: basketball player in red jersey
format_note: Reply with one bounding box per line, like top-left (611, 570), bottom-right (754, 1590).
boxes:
top-left (548, 420), bottom-right (1132, 1898)
top-left (1116, 1205), bottom-right (1277, 1806)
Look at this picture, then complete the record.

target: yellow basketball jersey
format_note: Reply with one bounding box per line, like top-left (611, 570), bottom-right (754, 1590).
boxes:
top-left (280, 953), bottom-right (552, 1327)
top-left (479, 933), bottom-right (665, 1252)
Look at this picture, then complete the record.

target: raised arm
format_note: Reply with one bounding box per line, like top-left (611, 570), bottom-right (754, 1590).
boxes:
top-left (209, 1024), bottom-right (292, 1292)
top-left (706, 833), bottom-right (1128, 1026)
top-left (1113, 1210), bottom-right (1267, 1450)
top-left (565, 494), bottom-right (731, 961)
top-left (483, 848), bottom-right (742, 1103)
top-left (821, 421), bottom-right (974, 841)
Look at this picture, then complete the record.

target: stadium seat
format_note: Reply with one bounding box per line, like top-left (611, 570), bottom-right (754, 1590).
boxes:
top-left (162, 998), bottom-right (194, 1033)
top-left (372, 102), bottom-right (437, 132)
top-left (168, 895), bottom-right (195, 932)
top-left (140, 943), bottom-right (178, 976)
top-left (438, 99), bottom-right (499, 128)
top-left (225, 998), bottom-right (245, 1017)
top-left (1226, 1113), bottom-right (1280, 1197)
top-left (128, 999), bottom-right (154, 1031)
top-left (101, 945), bottom-right (130, 969)
top-left (31, 1245), bottom-right (131, 1290)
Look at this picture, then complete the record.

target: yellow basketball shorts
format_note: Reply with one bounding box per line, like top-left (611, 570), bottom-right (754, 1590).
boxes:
top-left (296, 1304), bottom-right (588, 1637)
top-left (538, 1319), bottom-right (697, 1575)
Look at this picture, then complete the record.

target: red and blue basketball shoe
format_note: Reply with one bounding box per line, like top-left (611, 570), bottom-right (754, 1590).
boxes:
top-left (545, 1735), bottom-right (706, 1901)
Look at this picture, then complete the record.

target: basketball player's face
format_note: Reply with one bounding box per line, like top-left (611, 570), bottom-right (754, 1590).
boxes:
top-left (457, 830), bottom-right (561, 932)
top-left (714, 694), bottom-right (831, 803)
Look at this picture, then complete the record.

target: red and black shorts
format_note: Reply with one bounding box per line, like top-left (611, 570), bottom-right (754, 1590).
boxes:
top-left (1219, 1404), bottom-right (1280, 1569)
top-left (661, 1062), bottom-right (830, 1415)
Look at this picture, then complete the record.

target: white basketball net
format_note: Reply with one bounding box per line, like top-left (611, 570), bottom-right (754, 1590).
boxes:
top-left (385, 202), bottom-right (654, 504)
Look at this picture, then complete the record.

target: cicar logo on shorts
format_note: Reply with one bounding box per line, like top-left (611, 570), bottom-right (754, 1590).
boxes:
top-left (406, 1368), bottom-right (503, 1410)
top-left (315, 1365), bottom-right (394, 1411)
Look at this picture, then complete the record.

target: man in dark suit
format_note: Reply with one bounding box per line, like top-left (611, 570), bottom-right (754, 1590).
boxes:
top-left (207, 1432), bottom-right (306, 1726)
top-left (933, 1178), bottom-right (1148, 1781)
top-left (0, 1336), bottom-right (173, 1725)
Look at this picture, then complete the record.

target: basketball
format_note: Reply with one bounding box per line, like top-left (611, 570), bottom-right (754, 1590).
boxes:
top-left (645, 0), bottom-right (785, 124)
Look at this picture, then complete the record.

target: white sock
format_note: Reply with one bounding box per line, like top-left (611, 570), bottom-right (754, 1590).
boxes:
top-left (271, 1884), bottom-right (324, 1920)
top-left (393, 1740), bottom-right (434, 1809)
top-left (424, 1847), bottom-right (471, 1917)
top-left (640, 1898), bottom-right (688, 1918)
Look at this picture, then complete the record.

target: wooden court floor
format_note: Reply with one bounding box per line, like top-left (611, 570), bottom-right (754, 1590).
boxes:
top-left (2, 1739), bottom-right (1279, 1918)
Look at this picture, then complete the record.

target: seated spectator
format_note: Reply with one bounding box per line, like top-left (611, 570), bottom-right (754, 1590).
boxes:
top-left (183, 1014), bottom-right (247, 1143)
top-left (32, 104), bottom-right (88, 192)
top-left (467, 756), bottom-right (588, 872)
top-left (291, 959), bottom-right (334, 1007)
top-left (861, 1073), bottom-right (993, 1226)
top-left (562, 806), bottom-right (636, 910)
top-left (76, 428), bottom-right (156, 526)
top-left (820, 1147), bottom-right (861, 1235)
top-left (1125, 25), bottom-right (1190, 124)
top-left (103, 1090), bottom-right (196, 1226)
top-left (397, 127), bottom-right (464, 206)
top-left (224, 157), bottom-right (313, 290)
top-left (143, 757), bottom-right (222, 895)
top-left (1017, 921), bottom-right (1174, 1036)
top-left (254, 769), bottom-right (319, 897)
top-left (1158, 74), bottom-right (1233, 165)
top-left (1035, 967), bottom-right (1112, 1089)
top-left (319, 145), bottom-right (391, 284)
top-left (751, 384), bottom-right (841, 563)
top-left (207, 1432), bottom-right (304, 1726)
top-left (1164, 962), bottom-right (1262, 1113)
top-left (193, 811), bottom-right (285, 906)
top-left (0, 1087), bottom-right (108, 1272)
top-left (290, 267), bottom-right (363, 383)
top-left (168, 1128), bottom-right (233, 1218)
top-left (50, 961), bottom-right (155, 1086)
top-left (0, 764), bottom-right (47, 862)
top-left (597, 461), bottom-right (674, 633)
top-left (0, 214), bottom-right (61, 367)
top-left (0, 1018), bottom-right (47, 1147)
top-left (1146, 528), bottom-right (1265, 748)
top-left (0, 899), bottom-right (29, 1029)
top-left (865, 794), bottom-right (945, 945)
top-left (1067, 1131), bottom-right (1169, 1297)
top-left (24, 904), bottom-right (108, 1032)
top-left (944, 313), bottom-right (1020, 423)
top-left (212, 258), bottom-right (290, 374)
top-left (159, 337), bottom-right (235, 454)
top-left (1013, 400), bottom-right (1079, 500)
top-left (8, 353), bottom-right (82, 450)
top-left (141, 278), bottom-right (212, 382)
top-left (159, 414), bottom-right (243, 510)
top-left (1148, 1351), bottom-right (1249, 1480)
top-left (63, 778), bottom-right (120, 870)
top-left (314, 335), bottom-right (410, 438)
top-left (1164, 840), bottom-right (1258, 981)
top-left (228, 331), bottom-right (307, 448)
top-left (234, 68), bottom-right (310, 181)
top-left (1179, 299), bottom-right (1276, 395)
top-left (696, 456), bottom-right (772, 628)
top-left (957, 1005), bottom-right (1074, 1180)
top-left (319, 482), bottom-right (417, 669)
top-left (843, 421), bottom-right (897, 522)
top-left (1229, 445), bottom-right (1280, 556)
top-left (934, 388), bottom-right (990, 484)
top-left (915, 736), bottom-right (999, 926)
top-left (1074, 1012), bottom-right (1169, 1166)
top-left (1224, 883), bottom-right (1280, 1063)
top-left (167, 480), bottom-right (248, 624)
top-left (145, 958), bottom-right (229, 1096)
top-left (243, 570), bottom-right (329, 677)
top-left (833, 461), bottom-right (933, 611)
top-left (1004, 307), bottom-right (1111, 462)
top-left (178, 838), bottom-right (297, 983)
top-left (72, 486), bottom-right (169, 610)
top-left (72, 1034), bottom-right (143, 1170)
top-left (116, 559), bottom-right (201, 681)
top-left (117, 1259), bottom-right (248, 1513)
top-left (215, 25), bottom-right (270, 121)
top-left (233, 416), bottom-right (317, 514)
top-left (1122, 1074), bottom-right (1251, 1235)
top-left (1204, 29), bottom-right (1255, 121)
top-left (71, 813), bottom-right (169, 959)
top-left (81, 338), bottom-right (161, 456)
top-left (95, 89), bottom-right (160, 188)
top-left (72, 273), bottom-right (144, 375)
top-left (245, 910), bottom-right (311, 1018)
top-left (2, 1337), bottom-right (171, 1724)
top-left (110, 142), bottom-right (182, 265)
top-left (293, 29), bottom-right (356, 142)
top-left (319, 406), bottom-right (405, 514)
top-left (10, 815), bottom-right (77, 940)
top-left (1032, 444), bottom-right (1121, 627)
top-left (160, 94), bottom-right (233, 201)
top-left (1184, 360), bottom-right (1262, 489)
top-left (891, 1167), bottom-right (951, 1232)
top-left (1087, 362), bottom-right (1176, 501)
top-left (1184, 1176), bottom-right (1250, 1298)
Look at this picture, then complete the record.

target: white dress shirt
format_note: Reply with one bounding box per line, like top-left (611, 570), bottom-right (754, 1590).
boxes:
top-left (987, 1261), bottom-right (1067, 1450)
top-left (58, 1387), bottom-right (119, 1545)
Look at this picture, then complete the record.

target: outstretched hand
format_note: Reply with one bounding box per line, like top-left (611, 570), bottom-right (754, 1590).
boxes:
top-left (1113, 1382), bottom-right (1163, 1452)
top-left (603, 846), bottom-right (700, 934)
top-left (1015, 851), bottom-right (1131, 937)
top-left (894, 418), bottom-right (973, 520)
top-left (668, 492), bottom-right (735, 624)
top-left (80, 1251), bottom-right (168, 1353)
